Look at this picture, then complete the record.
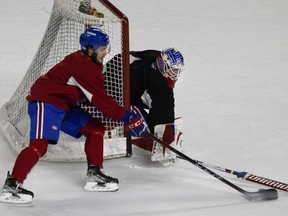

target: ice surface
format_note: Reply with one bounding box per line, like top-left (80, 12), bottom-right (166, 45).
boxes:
top-left (0, 0), bottom-right (287, 215)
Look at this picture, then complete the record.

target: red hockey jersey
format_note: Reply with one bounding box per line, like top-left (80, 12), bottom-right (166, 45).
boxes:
top-left (27, 50), bottom-right (126, 121)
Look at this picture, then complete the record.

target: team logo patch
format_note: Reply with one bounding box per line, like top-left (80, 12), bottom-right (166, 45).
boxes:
top-left (51, 125), bottom-right (58, 131)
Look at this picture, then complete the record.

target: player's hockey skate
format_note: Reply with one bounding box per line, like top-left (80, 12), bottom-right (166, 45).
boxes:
top-left (0, 171), bottom-right (34, 204)
top-left (84, 166), bottom-right (119, 192)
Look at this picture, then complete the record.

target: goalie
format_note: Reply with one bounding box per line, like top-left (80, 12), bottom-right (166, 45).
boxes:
top-left (105, 48), bottom-right (185, 165)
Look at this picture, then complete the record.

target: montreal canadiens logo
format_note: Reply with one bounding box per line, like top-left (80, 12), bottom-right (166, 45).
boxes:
top-left (51, 125), bottom-right (58, 131)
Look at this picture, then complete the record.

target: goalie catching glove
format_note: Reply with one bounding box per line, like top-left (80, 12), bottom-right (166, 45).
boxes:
top-left (121, 106), bottom-right (149, 137)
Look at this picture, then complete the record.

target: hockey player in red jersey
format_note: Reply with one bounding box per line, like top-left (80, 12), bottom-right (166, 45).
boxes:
top-left (105, 48), bottom-right (185, 165)
top-left (0, 27), bottom-right (149, 204)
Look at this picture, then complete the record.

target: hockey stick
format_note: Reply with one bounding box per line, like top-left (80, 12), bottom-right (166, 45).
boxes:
top-left (148, 133), bottom-right (278, 201)
top-left (194, 160), bottom-right (288, 192)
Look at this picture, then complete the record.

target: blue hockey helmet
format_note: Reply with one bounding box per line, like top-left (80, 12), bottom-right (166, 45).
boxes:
top-left (79, 27), bottom-right (110, 53)
top-left (156, 47), bottom-right (185, 80)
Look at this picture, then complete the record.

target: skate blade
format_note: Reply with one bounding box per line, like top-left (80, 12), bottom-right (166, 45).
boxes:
top-left (84, 182), bottom-right (119, 192)
top-left (0, 192), bottom-right (33, 204)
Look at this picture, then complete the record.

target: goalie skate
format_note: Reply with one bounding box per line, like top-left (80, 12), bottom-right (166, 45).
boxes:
top-left (0, 172), bottom-right (34, 204)
top-left (84, 167), bottom-right (119, 192)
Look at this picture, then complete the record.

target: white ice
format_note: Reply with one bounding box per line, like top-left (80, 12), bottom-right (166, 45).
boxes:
top-left (0, 0), bottom-right (288, 215)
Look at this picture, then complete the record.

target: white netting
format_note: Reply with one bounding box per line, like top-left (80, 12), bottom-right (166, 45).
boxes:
top-left (0, 0), bottom-right (129, 162)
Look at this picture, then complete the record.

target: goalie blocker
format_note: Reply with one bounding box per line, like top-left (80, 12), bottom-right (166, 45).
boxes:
top-left (131, 117), bottom-right (183, 165)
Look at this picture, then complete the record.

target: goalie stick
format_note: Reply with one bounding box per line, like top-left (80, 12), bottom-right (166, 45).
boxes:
top-left (148, 133), bottom-right (278, 201)
top-left (195, 160), bottom-right (288, 192)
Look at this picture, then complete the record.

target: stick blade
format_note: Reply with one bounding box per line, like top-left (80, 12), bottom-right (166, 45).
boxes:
top-left (244, 189), bottom-right (278, 201)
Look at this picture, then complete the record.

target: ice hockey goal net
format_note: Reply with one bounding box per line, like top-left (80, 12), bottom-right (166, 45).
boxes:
top-left (0, 0), bottom-right (130, 162)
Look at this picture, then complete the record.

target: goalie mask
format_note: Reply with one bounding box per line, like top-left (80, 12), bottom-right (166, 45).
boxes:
top-left (156, 48), bottom-right (185, 82)
top-left (79, 27), bottom-right (111, 62)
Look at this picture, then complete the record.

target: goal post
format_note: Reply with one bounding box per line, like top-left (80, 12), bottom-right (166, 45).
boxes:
top-left (0, 0), bottom-right (130, 162)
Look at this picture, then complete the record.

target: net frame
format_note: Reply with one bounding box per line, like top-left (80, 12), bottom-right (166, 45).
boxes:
top-left (0, 0), bottom-right (130, 162)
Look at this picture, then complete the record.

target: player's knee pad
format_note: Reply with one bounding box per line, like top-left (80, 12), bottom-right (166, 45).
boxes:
top-left (29, 139), bottom-right (48, 158)
top-left (80, 118), bottom-right (105, 137)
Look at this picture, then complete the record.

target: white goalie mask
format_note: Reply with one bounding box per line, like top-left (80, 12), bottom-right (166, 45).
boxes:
top-left (156, 47), bottom-right (185, 81)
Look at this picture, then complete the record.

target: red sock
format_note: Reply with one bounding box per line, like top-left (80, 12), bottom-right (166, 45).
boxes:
top-left (12, 139), bottom-right (48, 183)
top-left (84, 131), bottom-right (104, 168)
top-left (80, 119), bottom-right (105, 168)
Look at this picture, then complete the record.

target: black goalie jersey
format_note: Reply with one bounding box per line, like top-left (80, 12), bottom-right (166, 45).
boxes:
top-left (105, 50), bottom-right (175, 133)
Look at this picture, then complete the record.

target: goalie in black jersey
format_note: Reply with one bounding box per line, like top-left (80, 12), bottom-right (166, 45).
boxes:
top-left (105, 47), bottom-right (185, 165)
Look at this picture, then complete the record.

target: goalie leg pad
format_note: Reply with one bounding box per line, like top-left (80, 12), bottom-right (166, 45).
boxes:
top-left (151, 118), bottom-right (183, 164)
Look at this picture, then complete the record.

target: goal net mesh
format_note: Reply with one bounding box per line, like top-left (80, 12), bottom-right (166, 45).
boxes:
top-left (0, 0), bottom-right (130, 162)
